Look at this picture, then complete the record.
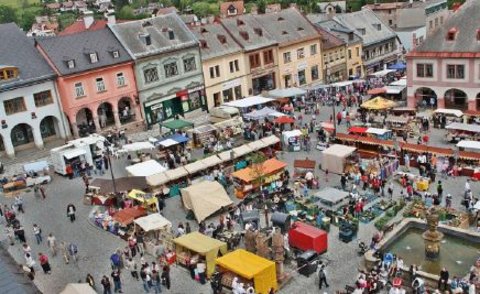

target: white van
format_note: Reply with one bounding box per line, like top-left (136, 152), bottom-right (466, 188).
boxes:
top-left (209, 106), bottom-right (240, 123)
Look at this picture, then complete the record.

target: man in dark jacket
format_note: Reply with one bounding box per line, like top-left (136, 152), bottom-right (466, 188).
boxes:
top-left (438, 267), bottom-right (449, 290)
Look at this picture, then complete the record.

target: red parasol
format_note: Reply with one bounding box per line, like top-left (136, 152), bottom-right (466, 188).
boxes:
top-left (274, 116), bottom-right (295, 124)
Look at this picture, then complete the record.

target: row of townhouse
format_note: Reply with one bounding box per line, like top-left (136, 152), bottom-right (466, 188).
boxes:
top-left (0, 8), bottom-right (360, 157)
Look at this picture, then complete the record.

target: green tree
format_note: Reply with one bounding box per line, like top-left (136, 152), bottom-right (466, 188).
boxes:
top-left (191, 2), bottom-right (210, 18)
top-left (117, 5), bottom-right (136, 20)
top-left (208, 3), bottom-right (219, 16)
top-left (20, 10), bottom-right (36, 31)
top-left (0, 5), bottom-right (18, 24)
top-left (257, 0), bottom-right (266, 13)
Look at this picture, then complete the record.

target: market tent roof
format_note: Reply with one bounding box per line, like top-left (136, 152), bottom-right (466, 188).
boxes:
top-left (330, 80), bottom-right (357, 87)
top-left (282, 129), bottom-right (303, 138)
top-left (388, 62), bottom-right (406, 70)
top-left (164, 166), bottom-right (188, 181)
top-left (146, 172), bottom-right (170, 187)
top-left (294, 159), bottom-right (316, 169)
top-left (322, 144), bottom-right (356, 157)
top-left (434, 108), bottom-right (463, 117)
top-left (384, 85), bottom-right (405, 94)
top-left (315, 187), bottom-right (350, 205)
top-left (247, 140), bottom-right (267, 151)
top-left (216, 249), bottom-right (277, 294)
top-left (162, 119), bottom-right (194, 130)
top-left (157, 138), bottom-right (179, 147)
top-left (367, 88), bottom-right (386, 95)
top-left (348, 126), bottom-right (368, 134)
top-left (126, 160), bottom-right (167, 177)
top-left (192, 124), bottom-right (218, 134)
top-left (274, 116), bottom-right (295, 124)
top-left (389, 78), bottom-right (407, 87)
top-left (112, 206), bottom-right (146, 226)
top-left (385, 115), bottom-right (409, 124)
top-left (199, 155), bottom-right (223, 168)
top-left (223, 96), bottom-right (274, 108)
top-left (168, 133), bottom-right (189, 143)
top-left (446, 123), bottom-right (480, 133)
top-left (366, 128), bottom-right (391, 135)
top-left (233, 145), bottom-right (253, 158)
top-left (457, 140), bottom-right (480, 150)
top-left (60, 283), bottom-right (96, 294)
top-left (217, 150), bottom-right (235, 161)
top-left (370, 69), bottom-right (396, 77)
top-left (184, 160), bottom-right (207, 175)
top-left (173, 232), bottom-right (227, 255)
top-left (134, 214), bottom-right (171, 232)
top-left (181, 181), bottom-right (233, 222)
top-left (361, 96), bottom-right (397, 110)
top-left (91, 177), bottom-right (148, 193)
top-left (261, 135), bottom-right (280, 146)
top-left (23, 161), bottom-right (49, 173)
top-left (122, 142), bottom-right (155, 152)
top-left (231, 158), bottom-right (287, 183)
top-left (268, 87), bottom-right (306, 98)
top-left (244, 107), bottom-right (284, 120)
top-left (63, 148), bottom-right (87, 159)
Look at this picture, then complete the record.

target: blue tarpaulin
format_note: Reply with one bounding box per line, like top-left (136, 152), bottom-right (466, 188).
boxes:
top-left (168, 133), bottom-right (189, 144)
top-left (388, 62), bottom-right (406, 70)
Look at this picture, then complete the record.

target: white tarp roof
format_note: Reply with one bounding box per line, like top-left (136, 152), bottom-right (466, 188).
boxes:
top-left (63, 148), bottom-right (86, 160)
top-left (261, 135), bottom-right (281, 146)
top-left (367, 128), bottom-right (391, 135)
top-left (223, 96), bottom-right (274, 108)
top-left (385, 115), bottom-right (409, 124)
top-left (122, 142), bottom-right (155, 152)
top-left (158, 138), bottom-right (179, 147)
top-left (457, 140), bottom-right (480, 150)
top-left (282, 129), bottom-right (303, 142)
top-left (384, 85), bottom-right (405, 94)
top-left (371, 69), bottom-right (396, 77)
top-left (323, 144), bottom-right (356, 157)
top-left (268, 87), bottom-right (306, 98)
top-left (146, 172), bottom-right (170, 186)
top-left (217, 150), bottom-right (234, 161)
top-left (247, 140), bottom-right (267, 151)
top-left (134, 214), bottom-right (171, 232)
top-left (181, 181), bottom-right (233, 222)
top-left (199, 156), bottom-right (223, 168)
top-left (389, 79), bottom-right (407, 86)
top-left (434, 108), bottom-right (463, 117)
top-left (164, 166), bottom-right (188, 181)
top-left (446, 123), bottom-right (480, 133)
top-left (23, 161), bottom-right (49, 173)
top-left (184, 160), bottom-right (207, 174)
top-left (233, 145), bottom-right (253, 158)
top-left (61, 283), bottom-right (96, 294)
top-left (244, 107), bottom-right (284, 120)
top-left (126, 160), bottom-right (167, 177)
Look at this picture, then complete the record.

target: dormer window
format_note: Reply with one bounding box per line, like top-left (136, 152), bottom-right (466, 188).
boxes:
top-left (237, 19), bottom-right (244, 26)
top-left (217, 34), bottom-right (227, 44)
top-left (142, 20), bottom-right (152, 27)
top-left (297, 27), bottom-right (304, 31)
top-left (168, 29), bottom-right (175, 40)
top-left (89, 53), bottom-right (98, 63)
top-left (200, 39), bottom-right (208, 48)
top-left (112, 51), bottom-right (120, 58)
top-left (140, 33), bottom-right (151, 46)
top-left (357, 28), bottom-right (366, 35)
top-left (254, 28), bottom-right (263, 37)
top-left (227, 5), bottom-right (237, 15)
top-left (277, 17), bottom-right (284, 21)
top-left (240, 31), bottom-right (249, 40)
top-left (0, 66), bottom-right (18, 80)
top-left (374, 23), bottom-right (381, 31)
top-left (67, 60), bottom-right (75, 69)
top-left (446, 28), bottom-right (457, 41)
top-left (282, 31), bottom-right (288, 35)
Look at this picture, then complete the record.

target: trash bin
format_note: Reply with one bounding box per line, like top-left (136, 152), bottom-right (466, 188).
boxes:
top-left (271, 212), bottom-right (291, 234)
top-left (321, 217), bottom-right (330, 232)
top-left (297, 250), bottom-right (319, 277)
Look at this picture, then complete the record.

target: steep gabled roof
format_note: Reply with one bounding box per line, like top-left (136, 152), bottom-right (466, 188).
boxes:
top-left (59, 19), bottom-right (108, 36)
top-left (220, 14), bottom-right (277, 51)
top-left (317, 26), bottom-right (346, 50)
top-left (190, 23), bottom-right (242, 60)
top-left (314, 19), bottom-right (362, 45)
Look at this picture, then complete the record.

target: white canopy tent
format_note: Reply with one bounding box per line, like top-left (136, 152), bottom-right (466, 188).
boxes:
top-left (321, 144), bottom-right (356, 174)
top-left (164, 167), bottom-right (188, 181)
top-left (384, 85), bottom-right (405, 94)
top-left (199, 156), bottom-right (223, 169)
top-left (157, 138), bottom-right (179, 148)
top-left (446, 123), bottom-right (480, 133)
top-left (223, 96), bottom-right (274, 108)
top-left (282, 129), bottom-right (303, 144)
top-left (434, 108), bottom-right (463, 118)
top-left (122, 142), bottom-right (155, 152)
top-left (61, 284), bottom-right (96, 294)
top-left (261, 135), bottom-right (280, 146)
top-left (232, 145), bottom-right (253, 158)
top-left (247, 140), bottom-right (267, 151)
top-left (126, 160), bottom-right (167, 177)
top-left (268, 87), bottom-right (306, 98)
top-left (217, 150), bottom-right (235, 161)
top-left (389, 78), bottom-right (406, 87)
top-left (366, 128), bottom-right (391, 135)
top-left (134, 214), bottom-right (172, 232)
top-left (184, 160), bottom-right (208, 175)
top-left (244, 107), bottom-right (284, 120)
top-left (63, 148), bottom-right (87, 160)
top-left (370, 69), bottom-right (396, 77)
top-left (146, 172), bottom-right (170, 187)
top-left (457, 140), bottom-right (480, 150)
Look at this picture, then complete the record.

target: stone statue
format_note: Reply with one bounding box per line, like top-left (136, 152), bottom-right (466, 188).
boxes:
top-left (423, 207), bottom-right (444, 260)
top-left (271, 230), bottom-right (285, 263)
top-left (255, 231), bottom-right (271, 259)
top-left (244, 229), bottom-right (257, 253)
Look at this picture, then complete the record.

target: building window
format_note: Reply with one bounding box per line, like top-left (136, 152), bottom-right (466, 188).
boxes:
top-left (234, 85), bottom-right (242, 99)
top-left (446, 64), bottom-right (465, 79)
top-left (356, 47), bottom-right (360, 57)
top-left (323, 54), bottom-right (328, 65)
top-left (416, 63), bottom-right (433, 78)
top-left (223, 88), bottom-right (233, 102)
top-left (89, 53), bottom-right (98, 63)
top-left (335, 51), bottom-right (339, 60)
top-left (283, 52), bottom-right (291, 63)
top-left (67, 60), bottom-right (75, 69)
top-left (297, 48), bottom-right (305, 59)
top-left (74, 82), bottom-right (85, 98)
top-left (4, 97), bottom-right (26, 115)
top-left (164, 62), bottom-right (178, 78)
top-left (144, 68), bottom-right (159, 83)
top-left (440, 16), bottom-right (444, 24)
top-left (329, 53), bottom-right (333, 62)
top-left (112, 51), bottom-right (120, 58)
top-left (388, 20), bottom-right (393, 26)
top-left (429, 20), bottom-right (433, 29)
top-left (96, 77), bottom-right (106, 92)
top-left (33, 90), bottom-right (53, 107)
top-left (183, 57), bottom-right (196, 72)
top-left (209, 65), bottom-right (220, 78)
top-left (249, 53), bottom-right (261, 68)
top-left (310, 44), bottom-right (317, 55)
top-left (298, 69), bottom-right (306, 85)
top-left (348, 49), bottom-right (352, 59)
top-left (311, 65), bottom-right (319, 81)
top-left (229, 60), bottom-right (239, 73)
top-left (263, 50), bottom-right (274, 64)
top-left (116, 73), bottom-right (126, 86)
top-left (0, 67), bottom-right (18, 80)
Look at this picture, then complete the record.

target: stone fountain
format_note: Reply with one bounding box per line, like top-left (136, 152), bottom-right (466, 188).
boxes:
top-left (422, 207), bottom-right (444, 259)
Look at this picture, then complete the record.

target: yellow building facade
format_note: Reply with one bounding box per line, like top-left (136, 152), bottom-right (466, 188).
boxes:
top-left (346, 42), bottom-right (364, 78)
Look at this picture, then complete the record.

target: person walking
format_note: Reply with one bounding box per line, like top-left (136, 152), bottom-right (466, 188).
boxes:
top-left (161, 265), bottom-right (171, 290)
top-left (110, 251), bottom-right (121, 271)
top-left (39, 184), bottom-right (46, 200)
top-left (86, 273), bottom-right (96, 290)
top-left (60, 241), bottom-right (70, 264)
top-left (101, 275), bottom-right (112, 294)
top-left (140, 266), bottom-right (151, 293)
top-left (14, 195), bottom-right (24, 213)
top-left (318, 264), bottom-right (329, 289)
top-left (24, 252), bottom-right (36, 275)
top-left (16, 225), bottom-right (26, 243)
top-left (151, 270), bottom-right (162, 293)
top-left (68, 242), bottom-right (78, 264)
top-left (111, 269), bottom-right (123, 293)
top-left (33, 224), bottom-right (42, 245)
top-left (38, 253), bottom-right (51, 274)
top-left (437, 181), bottom-right (443, 199)
top-left (47, 233), bottom-right (57, 257)
top-left (66, 204), bottom-right (76, 222)
top-left (126, 257), bottom-right (139, 280)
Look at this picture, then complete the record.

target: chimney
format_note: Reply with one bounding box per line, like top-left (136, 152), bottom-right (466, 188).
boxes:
top-left (106, 9), bottom-right (116, 25)
top-left (83, 10), bottom-right (94, 29)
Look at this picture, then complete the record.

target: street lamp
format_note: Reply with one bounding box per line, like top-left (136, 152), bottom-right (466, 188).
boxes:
top-left (97, 140), bottom-right (117, 194)
top-left (326, 67), bottom-right (337, 137)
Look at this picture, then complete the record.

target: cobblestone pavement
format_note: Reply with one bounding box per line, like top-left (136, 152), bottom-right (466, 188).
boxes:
top-left (0, 105), bottom-right (478, 294)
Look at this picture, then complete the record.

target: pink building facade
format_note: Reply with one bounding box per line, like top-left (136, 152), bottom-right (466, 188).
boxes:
top-left (36, 28), bottom-right (141, 138)
top-left (406, 1), bottom-right (480, 112)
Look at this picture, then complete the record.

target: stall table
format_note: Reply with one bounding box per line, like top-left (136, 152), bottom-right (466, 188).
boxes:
top-left (134, 214), bottom-right (173, 255)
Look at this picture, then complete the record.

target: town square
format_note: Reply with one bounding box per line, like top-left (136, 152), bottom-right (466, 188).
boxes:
top-left (0, 1), bottom-right (479, 293)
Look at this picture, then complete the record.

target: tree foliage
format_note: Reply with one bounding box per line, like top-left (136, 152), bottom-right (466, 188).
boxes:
top-left (191, 2), bottom-right (210, 18)
top-left (0, 5), bottom-right (18, 24)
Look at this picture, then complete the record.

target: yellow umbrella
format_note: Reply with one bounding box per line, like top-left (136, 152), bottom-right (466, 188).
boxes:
top-left (361, 96), bottom-right (397, 110)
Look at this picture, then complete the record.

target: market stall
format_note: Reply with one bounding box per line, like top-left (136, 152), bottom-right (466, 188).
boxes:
top-left (366, 128), bottom-right (393, 140)
top-left (445, 122), bottom-right (480, 142)
top-left (282, 130), bottom-right (303, 152)
top-left (385, 115), bottom-right (412, 137)
top-left (244, 107), bottom-right (284, 121)
top-left (90, 206), bottom-right (146, 239)
top-left (321, 144), bottom-right (357, 174)
top-left (361, 96), bottom-right (397, 110)
top-left (126, 160), bottom-right (167, 177)
top-left (232, 158), bottom-right (287, 199)
top-left (348, 126), bottom-right (368, 136)
top-left (164, 167), bottom-right (189, 197)
top-left (188, 124), bottom-right (218, 148)
top-left (90, 177), bottom-right (148, 193)
top-left (288, 221), bottom-right (328, 254)
top-left (389, 107), bottom-right (416, 117)
top-left (214, 117), bottom-right (244, 138)
top-left (223, 96), bottom-right (275, 111)
top-left (293, 158), bottom-right (316, 177)
top-left (181, 181), bottom-right (233, 222)
top-left (268, 87), bottom-right (306, 99)
top-left (161, 119), bottom-right (194, 133)
top-left (457, 140), bottom-right (480, 152)
top-left (134, 213), bottom-right (173, 255)
top-left (215, 249), bottom-right (277, 294)
top-left (127, 189), bottom-right (158, 212)
top-left (121, 142), bottom-right (155, 153)
top-left (61, 283), bottom-right (96, 294)
top-left (23, 161), bottom-right (49, 174)
top-left (173, 232), bottom-right (228, 278)
top-left (314, 187), bottom-right (350, 222)
top-left (146, 172), bottom-right (170, 189)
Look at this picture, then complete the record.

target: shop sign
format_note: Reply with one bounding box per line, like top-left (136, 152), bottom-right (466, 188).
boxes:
top-left (150, 103), bottom-right (163, 110)
top-left (176, 90), bottom-right (188, 101)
